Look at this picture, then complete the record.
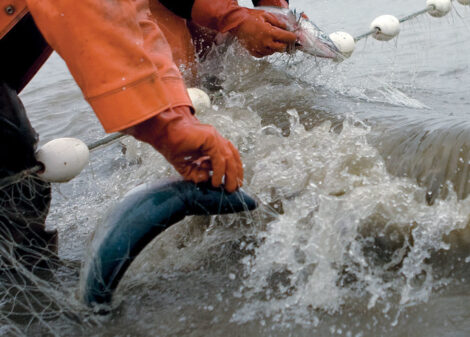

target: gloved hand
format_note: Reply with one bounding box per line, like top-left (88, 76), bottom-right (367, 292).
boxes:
top-left (191, 0), bottom-right (297, 58)
top-left (124, 106), bottom-right (243, 193)
top-left (230, 9), bottom-right (297, 57)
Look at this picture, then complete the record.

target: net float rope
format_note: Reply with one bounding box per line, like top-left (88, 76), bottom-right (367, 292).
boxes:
top-left (2, 0), bottom-right (467, 187)
top-left (0, 84), bottom-right (257, 312)
top-left (0, 88), bottom-right (212, 189)
top-left (329, 0), bottom-right (469, 60)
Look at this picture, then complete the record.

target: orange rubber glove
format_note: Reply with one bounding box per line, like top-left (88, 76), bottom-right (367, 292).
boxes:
top-left (124, 106), bottom-right (243, 193)
top-left (191, 0), bottom-right (297, 58)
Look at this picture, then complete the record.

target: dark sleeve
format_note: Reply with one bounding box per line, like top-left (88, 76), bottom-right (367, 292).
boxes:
top-left (159, 0), bottom-right (196, 19)
top-left (251, 0), bottom-right (289, 6)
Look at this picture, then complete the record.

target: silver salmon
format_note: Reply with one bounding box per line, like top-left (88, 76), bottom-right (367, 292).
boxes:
top-left (257, 6), bottom-right (341, 59)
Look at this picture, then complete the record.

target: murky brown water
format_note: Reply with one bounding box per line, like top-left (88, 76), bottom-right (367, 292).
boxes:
top-left (2, 0), bottom-right (470, 336)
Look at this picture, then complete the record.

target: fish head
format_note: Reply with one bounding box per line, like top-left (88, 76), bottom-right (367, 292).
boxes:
top-left (295, 19), bottom-right (342, 59)
top-left (255, 6), bottom-right (342, 60)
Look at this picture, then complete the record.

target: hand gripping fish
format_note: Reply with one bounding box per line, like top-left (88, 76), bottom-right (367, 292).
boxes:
top-left (257, 6), bottom-right (342, 59)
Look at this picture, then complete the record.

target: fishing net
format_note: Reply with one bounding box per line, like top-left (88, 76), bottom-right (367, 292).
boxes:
top-left (0, 132), bottom-right (258, 336)
top-left (0, 76), bottom-right (97, 335)
top-left (1, 3), bottom-right (470, 334)
top-left (0, 173), bottom-right (98, 337)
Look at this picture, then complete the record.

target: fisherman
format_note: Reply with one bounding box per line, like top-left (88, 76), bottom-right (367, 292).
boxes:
top-left (0, 0), bottom-right (296, 267)
top-left (149, 0), bottom-right (295, 73)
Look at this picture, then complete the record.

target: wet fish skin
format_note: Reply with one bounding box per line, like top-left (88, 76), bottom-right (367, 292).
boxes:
top-left (82, 179), bottom-right (258, 308)
top-left (256, 6), bottom-right (341, 59)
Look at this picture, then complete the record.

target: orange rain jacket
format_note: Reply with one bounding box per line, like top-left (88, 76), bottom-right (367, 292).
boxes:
top-left (1, 0), bottom-right (52, 92)
top-left (0, 0), bottom-right (27, 39)
top-left (2, 0), bottom-right (286, 132)
top-left (16, 0), bottom-right (193, 133)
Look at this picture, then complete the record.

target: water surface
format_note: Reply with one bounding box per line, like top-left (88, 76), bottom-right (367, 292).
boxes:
top-left (4, 0), bottom-right (470, 336)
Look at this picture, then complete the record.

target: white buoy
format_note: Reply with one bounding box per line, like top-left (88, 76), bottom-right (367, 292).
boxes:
top-left (457, 0), bottom-right (470, 5)
top-left (329, 31), bottom-right (356, 59)
top-left (187, 88), bottom-right (211, 114)
top-left (370, 15), bottom-right (400, 41)
top-left (426, 0), bottom-right (452, 17)
top-left (36, 138), bottom-right (89, 182)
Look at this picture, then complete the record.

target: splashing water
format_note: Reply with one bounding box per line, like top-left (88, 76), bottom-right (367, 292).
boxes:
top-left (1, 0), bottom-right (470, 335)
top-left (231, 110), bottom-right (470, 327)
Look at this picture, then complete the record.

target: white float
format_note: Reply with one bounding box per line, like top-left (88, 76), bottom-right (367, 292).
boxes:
top-left (457, 0), bottom-right (470, 5)
top-left (426, 0), bottom-right (452, 17)
top-left (187, 88), bottom-right (211, 114)
top-left (370, 15), bottom-right (400, 41)
top-left (36, 138), bottom-right (89, 182)
top-left (329, 31), bottom-right (356, 59)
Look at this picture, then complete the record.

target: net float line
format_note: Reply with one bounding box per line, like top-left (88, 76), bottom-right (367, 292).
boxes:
top-left (329, 0), bottom-right (469, 60)
top-left (3, 0), bottom-right (467, 189)
top-left (0, 88), bottom-right (211, 189)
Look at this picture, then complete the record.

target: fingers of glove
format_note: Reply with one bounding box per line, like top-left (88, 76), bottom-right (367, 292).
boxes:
top-left (195, 127), bottom-right (226, 188)
top-left (173, 156), bottom-right (210, 184)
top-left (192, 155), bottom-right (211, 169)
top-left (204, 135), bottom-right (238, 191)
top-left (185, 166), bottom-right (211, 184)
top-left (250, 49), bottom-right (266, 58)
top-left (224, 155), bottom-right (239, 193)
top-left (262, 12), bottom-right (288, 30)
top-left (255, 43), bottom-right (287, 56)
top-left (267, 41), bottom-right (290, 53)
top-left (254, 46), bottom-right (276, 57)
top-left (270, 26), bottom-right (297, 44)
top-left (188, 155), bottom-right (212, 183)
top-left (210, 151), bottom-right (226, 188)
top-left (245, 40), bottom-right (278, 57)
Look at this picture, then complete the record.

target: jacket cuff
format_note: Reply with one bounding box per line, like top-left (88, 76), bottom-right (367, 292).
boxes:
top-left (160, 76), bottom-right (194, 110)
top-left (88, 73), bottom-right (193, 133)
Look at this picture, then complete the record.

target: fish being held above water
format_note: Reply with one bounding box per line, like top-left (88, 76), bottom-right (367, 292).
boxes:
top-left (256, 6), bottom-right (342, 59)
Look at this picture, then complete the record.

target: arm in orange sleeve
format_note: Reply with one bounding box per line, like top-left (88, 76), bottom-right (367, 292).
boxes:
top-left (25, 0), bottom-right (243, 191)
top-left (190, 0), bottom-right (296, 57)
top-left (25, 0), bottom-right (193, 133)
top-left (157, 0), bottom-right (295, 57)
top-left (124, 106), bottom-right (243, 192)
